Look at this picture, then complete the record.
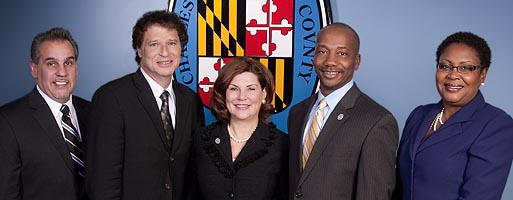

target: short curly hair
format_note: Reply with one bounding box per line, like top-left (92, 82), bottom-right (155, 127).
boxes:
top-left (436, 32), bottom-right (491, 69)
top-left (132, 10), bottom-right (188, 64)
top-left (210, 57), bottom-right (275, 124)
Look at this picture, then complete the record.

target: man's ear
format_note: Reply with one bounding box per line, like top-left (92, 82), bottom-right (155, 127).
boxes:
top-left (29, 60), bottom-right (38, 79)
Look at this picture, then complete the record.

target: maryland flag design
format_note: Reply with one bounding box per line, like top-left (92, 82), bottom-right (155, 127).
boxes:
top-left (170, 0), bottom-right (332, 130)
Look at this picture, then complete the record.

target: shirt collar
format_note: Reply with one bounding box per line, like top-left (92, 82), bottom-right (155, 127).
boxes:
top-left (36, 85), bottom-right (74, 116)
top-left (140, 67), bottom-right (174, 101)
top-left (316, 80), bottom-right (354, 110)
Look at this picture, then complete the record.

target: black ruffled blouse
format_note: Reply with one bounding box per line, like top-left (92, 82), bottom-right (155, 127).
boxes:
top-left (189, 121), bottom-right (289, 200)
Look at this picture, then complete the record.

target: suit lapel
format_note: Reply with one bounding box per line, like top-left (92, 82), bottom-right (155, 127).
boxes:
top-left (235, 123), bottom-right (267, 163)
top-left (73, 97), bottom-right (90, 146)
top-left (29, 89), bottom-right (75, 173)
top-left (417, 123), bottom-right (463, 153)
top-left (208, 122), bottom-right (272, 172)
top-left (293, 95), bottom-right (316, 171)
top-left (299, 85), bottom-right (360, 186)
top-left (208, 123), bottom-right (234, 170)
top-left (171, 82), bottom-right (189, 153)
top-left (133, 69), bottom-right (172, 153)
top-left (417, 93), bottom-right (485, 153)
top-left (411, 105), bottom-right (441, 156)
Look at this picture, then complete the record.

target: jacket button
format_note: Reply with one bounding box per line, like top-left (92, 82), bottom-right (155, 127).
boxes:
top-left (228, 192), bottom-right (234, 198)
top-left (165, 183), bottom-right (171, 190)
top-left (295, 192), bottom-right (302, 198)
top-left (169, 156), bottom-right (174, 161)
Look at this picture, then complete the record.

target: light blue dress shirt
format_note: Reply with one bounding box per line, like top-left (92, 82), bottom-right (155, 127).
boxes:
top-left (301, 80), bottom-right (354, 145)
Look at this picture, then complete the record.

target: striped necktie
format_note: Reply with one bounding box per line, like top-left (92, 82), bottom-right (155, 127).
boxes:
top-left (302, 98), bottom-right (327, 169)
top-left (60, 104), bottom-right (85, 179)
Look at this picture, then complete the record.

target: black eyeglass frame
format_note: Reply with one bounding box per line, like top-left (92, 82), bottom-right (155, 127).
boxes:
top-left (436, 63), bottom-right (483, 73)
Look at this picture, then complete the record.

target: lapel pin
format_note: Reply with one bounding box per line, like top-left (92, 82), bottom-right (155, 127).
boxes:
top-left (337, 114), bottom-right (344, 121)
top-left (215, 137), bottom-right (221, 144)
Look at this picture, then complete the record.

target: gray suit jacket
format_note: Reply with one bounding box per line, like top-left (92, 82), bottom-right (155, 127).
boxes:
top-left (288, 84), bottom-right (398, 200)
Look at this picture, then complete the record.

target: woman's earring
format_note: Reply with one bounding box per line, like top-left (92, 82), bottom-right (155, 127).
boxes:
top-left (481, 82), bottom-right (485, 86)
top-left (262, 99), bottom-right (266, 104)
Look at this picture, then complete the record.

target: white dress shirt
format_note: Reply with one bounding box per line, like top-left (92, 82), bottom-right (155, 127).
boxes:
top-left (140, 67), bottom-right (176, 128)
top-left (37, 85), bottom-right (82, 140)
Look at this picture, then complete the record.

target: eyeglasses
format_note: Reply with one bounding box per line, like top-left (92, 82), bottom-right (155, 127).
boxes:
top-left (436, 63), bottom-right (482, 74)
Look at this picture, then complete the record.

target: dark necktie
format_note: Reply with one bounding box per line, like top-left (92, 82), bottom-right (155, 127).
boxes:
top-left (60, 104), bottom-right (85, 180)
top-left (160, 91), bottom-right (175, 146)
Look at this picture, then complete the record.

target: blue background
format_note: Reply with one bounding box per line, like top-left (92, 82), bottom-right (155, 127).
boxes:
top-left (1, 0), bottom-right (512, 198)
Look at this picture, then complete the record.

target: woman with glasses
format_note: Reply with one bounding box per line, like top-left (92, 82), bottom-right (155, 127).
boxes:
top-left (396, 32), bottom-right (513, 200)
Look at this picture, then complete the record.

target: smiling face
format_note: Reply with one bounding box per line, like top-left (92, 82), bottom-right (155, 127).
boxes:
top-left (30, 40), bottom-right (77, 103)
top-left (313, 25), bottom-right (361, 96)
top-left (137, 24), bottom-right (182, 88)
top-left (225, 72), bottom-right (267, 124)
top-left (436, 43), bottom-right (487, 108)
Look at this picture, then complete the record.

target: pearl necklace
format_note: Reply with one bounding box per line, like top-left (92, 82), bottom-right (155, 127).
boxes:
top-left (430, 107), bottom-right (445, 132)
top-left (227, 124), bottom-right (254, 143)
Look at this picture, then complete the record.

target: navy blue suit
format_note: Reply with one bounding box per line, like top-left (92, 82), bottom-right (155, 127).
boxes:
top-left (397, 91), bottom-right (513, 200)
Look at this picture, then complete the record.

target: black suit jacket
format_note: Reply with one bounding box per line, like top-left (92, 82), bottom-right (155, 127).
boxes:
top-left (189, 121), bottom-right (289, 200)
top-left (288, 84), bottom-right (399, 200)
top-left (0, 88), bottom-right (90, 200)
top-left (86, 69), bottom-right (205, 200)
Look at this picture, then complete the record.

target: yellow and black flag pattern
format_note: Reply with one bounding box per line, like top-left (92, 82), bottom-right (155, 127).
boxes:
top-left (198, 0), bottom-right (245, 57)
top-left (257, 58), bottom-right (293, 112)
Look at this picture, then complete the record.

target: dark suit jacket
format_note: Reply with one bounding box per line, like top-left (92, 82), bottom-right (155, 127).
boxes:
top-left (288, 84), bottom-right (399, 200)
top-left (190, 121), bottom-right (289, 200)
top-left (397, 91), bottom-right (513, 200)
top-left (86, 69), bottom-right (205, 200)
top-left (0, 88), bottom-right (90, 200)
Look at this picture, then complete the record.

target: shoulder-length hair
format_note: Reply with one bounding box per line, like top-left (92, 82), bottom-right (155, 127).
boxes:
top-left (210, 57), bottom-right (275, 123)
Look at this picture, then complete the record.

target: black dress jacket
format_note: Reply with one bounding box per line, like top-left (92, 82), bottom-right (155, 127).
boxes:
top-left (190, 121), bottom-right (289, 200)
top-left (86, 69), bottom-right (205, 200)
top-left (0, 88), bottom-right (90, 200)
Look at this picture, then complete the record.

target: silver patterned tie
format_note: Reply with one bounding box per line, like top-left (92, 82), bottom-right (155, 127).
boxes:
top-left (160, 91), bottom-right (174, 146)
